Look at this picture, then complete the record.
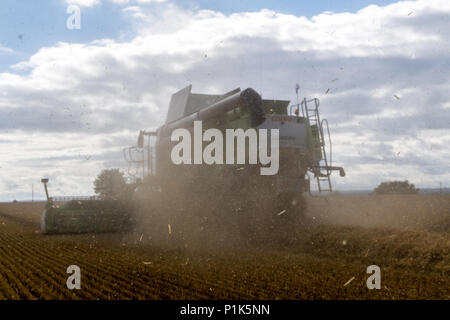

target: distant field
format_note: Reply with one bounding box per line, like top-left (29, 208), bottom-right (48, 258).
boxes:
top-left (0, 202), bottom-right (45, 227)
top-left (306, 194), bottom-right (450, 233)
top-left (0, 194), bottom-right (448, 299)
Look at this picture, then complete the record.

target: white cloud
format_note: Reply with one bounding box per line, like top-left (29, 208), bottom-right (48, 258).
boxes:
top-left (75, 0), bottom-right (167, 5)
top-left (0, 44), bottom-right (13, 54)
top-left (1, 0), bottom-right (450, 199)
top-left (66, 0), bottom-right (101, 7)
top-left (136, 0), bottom-right (166, 3)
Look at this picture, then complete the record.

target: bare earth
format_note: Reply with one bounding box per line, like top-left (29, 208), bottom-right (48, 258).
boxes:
top-left (0, 194), bottom-right (449, 300)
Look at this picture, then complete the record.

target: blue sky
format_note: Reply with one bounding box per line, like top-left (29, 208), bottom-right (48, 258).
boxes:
top-left (0, 0), bottom-right (125, 71)
top-left (0, 0), bottom-right (399, 72)
top-left (181, 0), bottom-right (400, 15)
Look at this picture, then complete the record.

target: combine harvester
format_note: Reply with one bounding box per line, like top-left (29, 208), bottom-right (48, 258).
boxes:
top-left (40, 85), bottom-right (344, 238)
top-left (124, 85), bottom-right (345, 241)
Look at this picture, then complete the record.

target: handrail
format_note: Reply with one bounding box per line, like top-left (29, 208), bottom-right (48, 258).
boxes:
top-left (321, 118), bottom-right (332, 173)
top-left (53, 196), bottom-right (101, 202)
top-left (123, 146), bottom-right (144, 177)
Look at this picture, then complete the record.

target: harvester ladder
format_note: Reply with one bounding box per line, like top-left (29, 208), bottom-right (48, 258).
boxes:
top-left (301, 98), bottom-right (332, 192)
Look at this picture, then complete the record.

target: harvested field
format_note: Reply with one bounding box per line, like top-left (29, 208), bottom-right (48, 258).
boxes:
top-left (0, 202), bottom-right (45, 226)
top-left (0, 194), bottom-right (449, 300)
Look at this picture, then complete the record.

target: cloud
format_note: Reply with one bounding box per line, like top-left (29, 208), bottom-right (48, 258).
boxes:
top-left (66, 0), bottom-right (101, 7)
top-left (113, 0), bottom-right (167, 3)
top-left (0, 44), bottom-right (13, 54)
top-left (1, 0), bottom-right (450, 200)
top-left (66, 0), bottom-right (167, 6)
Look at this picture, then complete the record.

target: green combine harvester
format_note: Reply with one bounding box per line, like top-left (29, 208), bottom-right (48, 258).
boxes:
top-left (40, 178), bottom-right (133, 234)
top-left (41, 84), bottom-right (345, 239)
top-left (124, 85), bottom-right (346, 241)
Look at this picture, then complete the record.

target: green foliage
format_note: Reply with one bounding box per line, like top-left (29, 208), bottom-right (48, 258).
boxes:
top-left (93, 169), bottom-right (127, 200)
top-left (374, 180), bottom-right (419, 195)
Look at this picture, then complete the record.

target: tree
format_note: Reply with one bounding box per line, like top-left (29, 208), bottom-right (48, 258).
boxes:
top-left (374, 180), bottom-right (419, 195)
top-left (93, 169), bottom-right (127, 200)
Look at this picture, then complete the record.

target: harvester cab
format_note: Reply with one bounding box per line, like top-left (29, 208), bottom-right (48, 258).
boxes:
top-left (40, 178), bottom-right (134, 234)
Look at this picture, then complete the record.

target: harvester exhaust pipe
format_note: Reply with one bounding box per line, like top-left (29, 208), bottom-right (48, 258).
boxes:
top-left (41, 178), bottom-right (50, 201)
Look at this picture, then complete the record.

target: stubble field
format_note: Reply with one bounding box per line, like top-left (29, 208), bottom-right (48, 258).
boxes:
top-left (0, 194), bottom-right (449, 300)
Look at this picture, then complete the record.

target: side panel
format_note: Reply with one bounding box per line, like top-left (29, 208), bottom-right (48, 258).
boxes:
top-left (256, 115), bottom-right (308, 149)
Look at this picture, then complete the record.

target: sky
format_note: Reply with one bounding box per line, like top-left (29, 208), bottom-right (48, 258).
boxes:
top-left (0, 0), bottom-right (449, 200)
